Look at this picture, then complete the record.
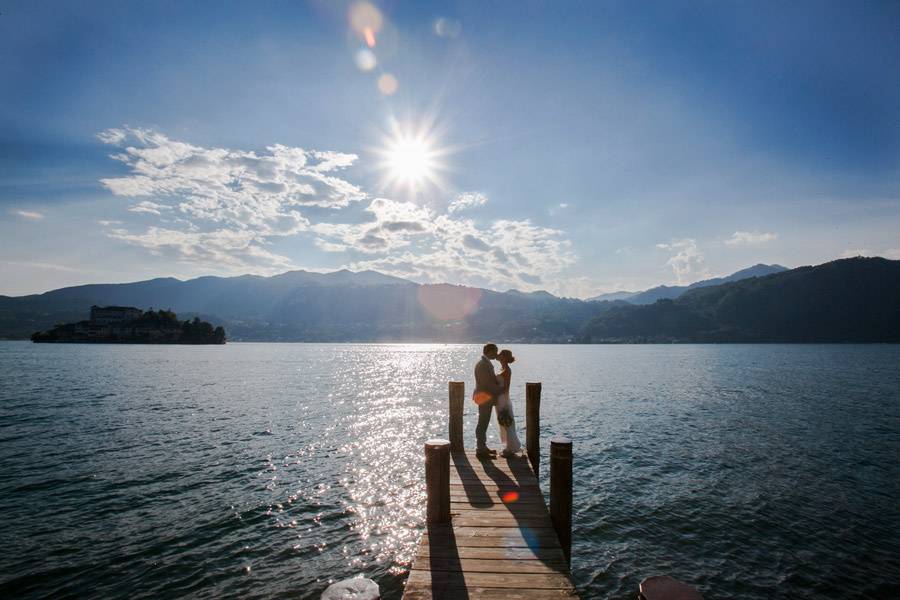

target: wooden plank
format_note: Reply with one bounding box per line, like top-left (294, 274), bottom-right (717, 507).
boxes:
top-left (451, 472), bottom-right (535, 481)
top-left (450, 479), bottom-right (539, 488)
top-left (403, 584), bottom-right (578, 599)
top-left (412, 557), bottom-right (568, 574)
top-left (447, 498), bottom-right (543, 506)
top-left (448, 483), bottom-right (541, 492)
top-left (450, 471), bottom-right (538, 485)
top-left (450, 516), bottom-right (553, 528)
top-left (452, 460), bottom-right (534, 472)
top-left (450, 495), bottom-right (545, 504)
top-left (449, 482), bottom-right (542, 492)
top-left (423, 536), bottom-right (560, 549)
top-left (449, 503), bottom-right (547, 512)
top-left (406, 570), bottom-right (575, 590)
top-left (451, 494), bottom-right (542, 503)
top-left (449, 513), bottom-right (551, 522)
top-left (451, 508), bottom-right (551, 518)
top-left (425, 525), bottom-right (557, 536)
top-left (416, 545), bottom-right (568, 562)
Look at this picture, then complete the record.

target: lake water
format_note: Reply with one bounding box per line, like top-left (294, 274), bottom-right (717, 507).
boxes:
top-left (1, 342), bottom-right (898, 599)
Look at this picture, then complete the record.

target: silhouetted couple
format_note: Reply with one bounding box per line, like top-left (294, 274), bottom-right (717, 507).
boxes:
top-left (473, 343), bottom-right (523, 459)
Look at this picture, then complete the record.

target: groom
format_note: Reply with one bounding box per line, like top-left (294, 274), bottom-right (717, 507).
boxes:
top-left (473, 343), bottom-right (504, 459)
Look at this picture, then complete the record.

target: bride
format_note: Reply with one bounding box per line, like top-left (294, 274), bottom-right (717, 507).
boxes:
top-left (495, 349), bottom-right (522, 457)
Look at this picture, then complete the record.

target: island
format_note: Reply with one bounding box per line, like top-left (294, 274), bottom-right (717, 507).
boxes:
top-left (31, 305), bottom-right (226, 344)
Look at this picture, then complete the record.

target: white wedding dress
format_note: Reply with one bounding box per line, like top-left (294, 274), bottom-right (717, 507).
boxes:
top-left (495, 374), bottom-right (522, 453)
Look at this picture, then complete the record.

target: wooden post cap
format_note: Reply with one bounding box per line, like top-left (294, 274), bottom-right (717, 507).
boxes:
top-left (639, 575), bottom-right (703, 600)
top-left (550, 437), bottom-right (572, 454)
top-left (425, 439), bottom-right (451, 449)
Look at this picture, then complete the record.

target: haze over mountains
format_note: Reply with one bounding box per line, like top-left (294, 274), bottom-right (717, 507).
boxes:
top-left (2, 258), bottom-right (898, 342)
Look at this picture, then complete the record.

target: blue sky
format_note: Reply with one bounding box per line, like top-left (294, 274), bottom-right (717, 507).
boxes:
top-left (2, 1), bottom-right (899, 297)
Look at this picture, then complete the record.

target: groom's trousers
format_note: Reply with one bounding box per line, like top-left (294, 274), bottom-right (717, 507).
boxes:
top-left (475, 399), bottom-right (495, 451)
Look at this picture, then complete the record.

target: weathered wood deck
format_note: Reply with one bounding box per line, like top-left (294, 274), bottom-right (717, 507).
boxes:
top-left (403, 450), bottom-right (579, 599)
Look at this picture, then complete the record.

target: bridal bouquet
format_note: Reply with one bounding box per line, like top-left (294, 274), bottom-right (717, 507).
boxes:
top-left (497, 408), bottom-right (513, 427)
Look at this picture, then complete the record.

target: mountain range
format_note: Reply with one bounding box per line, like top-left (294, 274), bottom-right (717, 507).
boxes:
top-left (2, 258), bottom-right (898, 342)
top-left (588, 263), bottom-right (788, 304)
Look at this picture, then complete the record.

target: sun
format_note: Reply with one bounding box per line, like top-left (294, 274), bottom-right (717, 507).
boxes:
top-left (374, 119), bottom-right (449, 194)
top-left (386, 135), bottom-right (435, 185)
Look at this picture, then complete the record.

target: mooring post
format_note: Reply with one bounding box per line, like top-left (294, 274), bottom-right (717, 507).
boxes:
top-left (448, 381), bottom-right (464, 453)
top-left (425, 439), bottom-right (450, 524)
top-left (550, 436), bottom-right (573, 566)
top-left (526, 382), bottom-right (542, 474)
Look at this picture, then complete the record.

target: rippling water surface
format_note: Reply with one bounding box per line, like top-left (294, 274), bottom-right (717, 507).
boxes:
top-left (1, 342), bottom-right (898, 599)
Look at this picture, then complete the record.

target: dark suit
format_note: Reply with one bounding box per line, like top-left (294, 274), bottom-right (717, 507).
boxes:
top-left (474, 355), bottom-right (503, 451)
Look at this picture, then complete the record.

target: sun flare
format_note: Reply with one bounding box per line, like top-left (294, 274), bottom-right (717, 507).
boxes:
top-left (375, 119), bottom-right (449, 194)
top-left (386, 136), bottom-right (435, 184)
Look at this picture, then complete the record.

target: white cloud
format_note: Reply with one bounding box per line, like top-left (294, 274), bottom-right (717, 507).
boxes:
top-left (548, 202), bottom-right (571, 216)
top-left (128, 200), bottom-right (169, 215)
top-left (97, 127), bottom-right (364, 218)
top-left (348, 216), bottom-right (575, 292)
top-left (95, 127), bottom-right (357, 270)
top-left (311, 197), bottom-right (433, 254)
top-left (108, 226), bottom-right (293, 272)
top-left (12, 209), bottom-right (44, 220)
top-left (314, 239), bottom-right (349, 253)
top-left (447, 191), bottom-right (487, 213)
top-left (724, 230), bottom-right (778, 246)
top-left (657, 238), bottom-right (709, 284)
top-left (96, 127), bottom-right (577, 290)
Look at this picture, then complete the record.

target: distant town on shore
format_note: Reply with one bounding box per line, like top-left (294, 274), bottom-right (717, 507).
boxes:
top-left (30, 305), bottom-right (226, 344)
top-left (4, 256), bottom-right (899, 344)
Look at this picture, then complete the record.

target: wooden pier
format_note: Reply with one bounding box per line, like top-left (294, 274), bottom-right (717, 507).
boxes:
top-left (402, 382), bottom-right (579, 599)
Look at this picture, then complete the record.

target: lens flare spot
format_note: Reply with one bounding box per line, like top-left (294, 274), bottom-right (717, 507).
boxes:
top-left (364, 27), bottom-right (377, 48)
top-left (355, 48), bottom-right (377, 72)
top-left (378, 73), bottom-right (398, 96)
top-left (349, 2), bottom-right (383, 37)
top-left (417, 284), bottom-right (482, 321)
top-left (434, 17), bottom-right (462, 38)
top-left (502, 491), bottom-right (519, 504)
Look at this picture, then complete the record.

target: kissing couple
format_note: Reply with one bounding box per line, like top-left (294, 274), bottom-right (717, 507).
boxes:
top-left (473, 343), bottom-right (523, 459)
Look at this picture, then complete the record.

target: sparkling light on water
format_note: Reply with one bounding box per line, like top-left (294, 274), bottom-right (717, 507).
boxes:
top-left (1, 342), bottom-right (899, 599)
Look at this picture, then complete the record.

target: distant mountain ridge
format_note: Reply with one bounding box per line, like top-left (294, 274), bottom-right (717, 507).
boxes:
top-left (0, 268), bottom-right (596, 342)
top-left (1, 258), bottom-right (896, 342)
top-left (589, 263), bottom-right (788, 304)
top-left (583, 257), bottom-right (900, 342)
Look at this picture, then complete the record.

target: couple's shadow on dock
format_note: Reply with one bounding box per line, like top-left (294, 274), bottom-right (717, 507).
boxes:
top-left (421, 451), bottom-right (567, 598)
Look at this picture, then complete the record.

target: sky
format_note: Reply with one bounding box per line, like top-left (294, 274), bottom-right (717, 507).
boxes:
top-left (2, 1), bottom-right (899, 297)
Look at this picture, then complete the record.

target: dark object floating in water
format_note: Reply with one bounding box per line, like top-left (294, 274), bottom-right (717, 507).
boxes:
top-left (31, 305), bottom-right (225, 344)
top-left (640, 575), bottom-right (704, 600)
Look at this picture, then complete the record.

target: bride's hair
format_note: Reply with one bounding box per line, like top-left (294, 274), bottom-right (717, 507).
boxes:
top-left (499, 349), bottom-right (515, 363)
